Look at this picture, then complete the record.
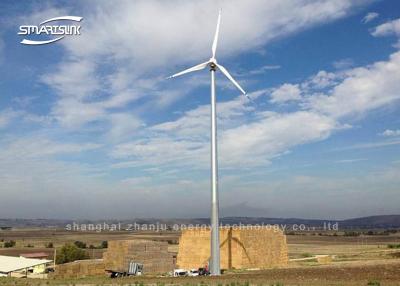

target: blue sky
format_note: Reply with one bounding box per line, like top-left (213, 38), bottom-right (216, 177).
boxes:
top-left (0, 0), bottom-right (399, 220)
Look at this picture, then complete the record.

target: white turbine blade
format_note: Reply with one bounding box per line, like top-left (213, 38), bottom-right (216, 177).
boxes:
top-left (211, 9), bottom-right (222, 58)
top-left (216, 63), bottom-right (246, 95)
top-left (167, 61), bottom-right (209, 79)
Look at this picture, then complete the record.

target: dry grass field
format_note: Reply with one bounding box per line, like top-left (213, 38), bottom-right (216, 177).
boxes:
top-left (287, 234), bottom-right (400, 261)
top-left (0, 228), bottom-right (180, 259)
top-left (1, 228), bottom-right (400, 285)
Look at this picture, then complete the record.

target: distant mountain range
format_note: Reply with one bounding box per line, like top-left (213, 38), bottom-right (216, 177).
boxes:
top-left (1, 215), bottom-right (399, 229)
top-left (224, 215), bottom-right (400, 229)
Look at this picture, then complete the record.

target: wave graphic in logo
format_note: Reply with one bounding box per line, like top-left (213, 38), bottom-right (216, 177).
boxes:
top-left (19, 16), bottom-right (83, 45)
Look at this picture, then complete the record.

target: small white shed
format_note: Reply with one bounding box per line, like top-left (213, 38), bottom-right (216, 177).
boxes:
top-left (0, 255), bottom-right (52, 277)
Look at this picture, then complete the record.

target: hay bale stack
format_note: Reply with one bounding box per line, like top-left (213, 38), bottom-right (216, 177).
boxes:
top-left (103, 240), bottom-right (174, 274)
top-left (52, 259), bottom-right (105, 279)
top-left (177, 227), bottom-right (288, 270)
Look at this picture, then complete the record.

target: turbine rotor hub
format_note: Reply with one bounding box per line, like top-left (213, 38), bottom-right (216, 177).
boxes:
top-left (209, 59), bottom-right (217, 71)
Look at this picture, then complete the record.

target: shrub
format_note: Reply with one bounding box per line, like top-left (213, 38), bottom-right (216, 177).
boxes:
top-left (56, 243), bottom-right (89, 264)
top-left (45, 242), bottom-right (54, 248)
top-left (73, 240), bottom-right (87, 249)
top-left (100, 241), bottom-right (108, 248)
top-left (344, 231), bottom-right (360, 237)
top-left (4, 240), bottom-right (16, 248)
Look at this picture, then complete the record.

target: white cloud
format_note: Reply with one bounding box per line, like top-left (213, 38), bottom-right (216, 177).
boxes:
top-left (42, 62), bottom-right (146, 129)
top-left (151, 92), bottom-right (255, 138)
top-left (51, 98), bottom-right (105, 128)
top-left (219, 111), bottom-right (337, 166)
top-left (362, 12), bottom-right (379, 24)
top-left (305, 51), bottom-right (400, 118)
top-left (41, 60), bottom-right (105, 128)
top-left (119, 176), bottom-right (152, 187)
top-left (270, 83), bottom-right (301, 103)
top-left (247, 65), bottom-right (281, 75)
top-left (371, 18), bottom-right (400, 37)
top-left (0, 108), bottom-right (53, 129)
top-left (380, 129), bottom-right (400, 137)
top-left (34, 0), bottom-right (370, 129)
top-left (22, 3), bottom-right (400, 173)
top-left (17, 6), bottom-right (69, 28)
top-left (61, 0), bottom-right (365, 70)
top-left (41, 60), bottom-right (99, 100)
top-left (109, 48), bottom-right (400, 172)
top-left (0, 136), bottom-right (101, 160)
top-left (335, 158), bottom-right (367, 163)
top-left (0, 135), bottom-right (103, 218)
top-left (0, 109), bottom-right (19, 129)
top-left (332, 58), bottom-right (354, 70)
top-left (334, 139), bottom-right (400, 151)
top-left (7, 0), bottom-right (400, 219)
top-left (111, 137), bottom-right (208, 169)
top-left (302, 70), bottom-right (341, 90)
top-left (111, 105), bottom-right (338, 170)
top-left (108, 113), bottom-right (143, 142)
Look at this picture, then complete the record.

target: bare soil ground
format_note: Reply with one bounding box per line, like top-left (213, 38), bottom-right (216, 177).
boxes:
top-left (1, 260), bottom-right (400, 285)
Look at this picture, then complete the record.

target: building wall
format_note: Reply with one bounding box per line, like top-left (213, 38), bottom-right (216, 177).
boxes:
top-left (177, 227), bottom-right (288, 270)
top-left (32, 264), bottom-right (46, 274)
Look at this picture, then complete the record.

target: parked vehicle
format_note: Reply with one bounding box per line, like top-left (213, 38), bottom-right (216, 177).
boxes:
top-left (172, 267), bottom-right (209, 277)
top-left (107, 261), bottom-right (143, 278)
top-left (173, 269), bottom-right (188, 277)
top-left (198, 267), bottom-right (210, 276)
top-left (188, 268), bottom-right (199, 276)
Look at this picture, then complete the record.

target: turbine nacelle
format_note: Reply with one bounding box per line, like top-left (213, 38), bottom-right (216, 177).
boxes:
top-left (209, 57), bottom-right (217, 64)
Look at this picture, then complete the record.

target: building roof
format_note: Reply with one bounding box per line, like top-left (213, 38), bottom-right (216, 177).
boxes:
top-left (0, 255), bottom-right (52, 274)
top-left (20, 252), bottom-right (49, 259)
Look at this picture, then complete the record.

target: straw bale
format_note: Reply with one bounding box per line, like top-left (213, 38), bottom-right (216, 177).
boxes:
top-left (177, 227), bottom-right (288, 269)
top-left (103, 239), bottom-right (174, 274)
top-left (52, 259), bottom-right (105, 279)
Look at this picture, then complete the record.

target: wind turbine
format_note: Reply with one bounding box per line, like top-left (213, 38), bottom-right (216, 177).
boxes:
top-left (168, 10), bottom-right (246, 275)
